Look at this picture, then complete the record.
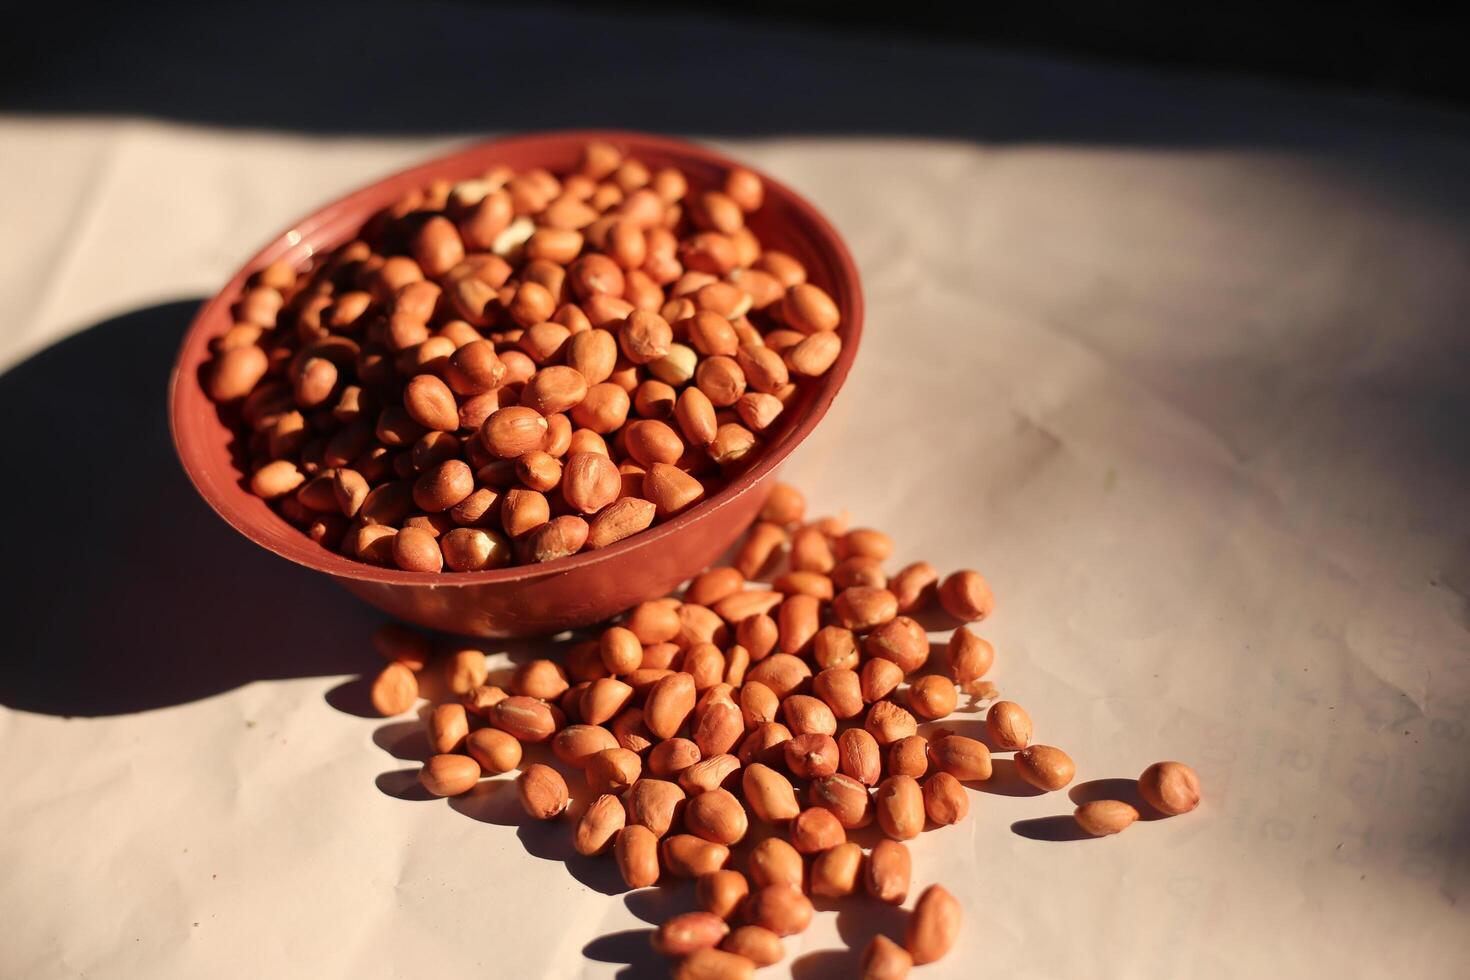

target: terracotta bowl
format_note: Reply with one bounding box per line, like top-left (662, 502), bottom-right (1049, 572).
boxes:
top-left (169, 130), bottom-right (863, 637)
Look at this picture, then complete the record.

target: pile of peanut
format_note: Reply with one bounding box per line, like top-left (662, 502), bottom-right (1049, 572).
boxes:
top-left (204, 142), bottom-right (845, 572)
top-left (367, 484), bottom-right (1202, 978)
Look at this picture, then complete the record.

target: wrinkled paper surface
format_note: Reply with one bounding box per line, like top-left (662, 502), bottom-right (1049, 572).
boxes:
top-left (2, 98), bottom-right (1468, 979)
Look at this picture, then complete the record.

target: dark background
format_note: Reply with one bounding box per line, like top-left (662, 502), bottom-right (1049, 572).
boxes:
top-left (3, 0), bottom-right (1466, 136)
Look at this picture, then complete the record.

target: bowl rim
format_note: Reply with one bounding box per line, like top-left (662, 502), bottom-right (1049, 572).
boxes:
top-left (169, 129), bottom-right (863, 587)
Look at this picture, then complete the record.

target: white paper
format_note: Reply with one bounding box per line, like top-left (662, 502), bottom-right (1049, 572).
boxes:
top-left (2, 105), bottom-right (1467, 979)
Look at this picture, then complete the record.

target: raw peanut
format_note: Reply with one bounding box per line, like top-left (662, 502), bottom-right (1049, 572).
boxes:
top-left (675, 387), bottom-right (719, 446)
top-left (680, 754), bottom-right (741, 795)
top-left (662, 834), bottom-right (730, 877)
top-left (724, 644), bottom-right (750, 686)
top-left (686, 567), bottom-right (745, 607)
top-left (720, 926), bottom-right (782, 967)
top-left (785, 331), bottom-right (840, 376)
top-left (512, 659), bottom-right (570, 700)
top-left (628, 667), bottom-right (675, 693)
top-left (986, 700), bottom-right (1032, 750)
top-left (928, 734), bottom-right (993, 781)
top-left (352, 525), bottom-right (398, 565)
top-left (441, 527), bottom-right (507, 571)
top-left (923, 772), bottom-right (969, 825)
top-left (759, 484), bottom-right (804, 526)
top-left (735, 392), bottom-right (782, 432)
top-left (1075, 799), bottom-right (1139, 836)
top-left (1138, 761), bottom-right (1202, 815)
top-left (788, 526), bottom-right (833, 573)
top-left (860, 659), bottom-right (904, 703)
top-left (781, 283), bottom-right (839, 334)
top-left (443, 652), bottom-right (490, 696)
top-left (626, 778), bottom-right (687, 837)
top-left (481, 406), bottom-right (549, 458)
top-left (654, 911), bottom-right (730, 956)
top-left (709, 423), bottom-right (756, 464)
top-left (428, 703), bottom-right (469, 754)
top-left (875, 775), bottom-right (924, 840)
top-left (735, 614), bottom-right (778, 661)
top-left (528, 514), bottom-right (588, 562)
top-left (938, 569), bottom-right (994, 622)
top-left (865, 701), bottom-right (918, 746)
top-left (581, 677), bottom-right (635, 725)
top-left (514, 449), bottom-right (563, 493)
top-left (517, 764), bottom-right (569, 819)
top-left (733, 345), bottom-right (785, 395)
top-left (739, 681), bottom-right (779, 729)
top-left (620, 309), bottom-right (673, 364)
top-left (687, 311), bottom-right (739, 356)
top-left (781, 695), bottom-right (837, 737)
top-left (463, 683), bottom-right (508, 716)
top-left (713, 590), bottom-right (783, 625)
top-left (772, 571), bottom-right (833, 601)
top-left (747, 837), bottom-right (803, 890)
top-left (777, 594), bottom-right (821, 655)
top-left (1015, 745), bottom-right (1075, 792)
top-left (838, 729), bottom-right (882, 786)
top-left (649, 738), bottom-right (703, 778)
top-left (403, 374), bottom-right (459, 432)
top-left (615, 824), bottom-right (660, 888)
top-left (677, 603), bottom-right (728, 650)
top-left (864, 617), bottom-right (930, 674)
top-left (784, 733), bottom-right (839, 779)
top-left (832, 556), bottom-right (886, 591)
top-left (734, 522), bottom-right (786, 579)
top-left (887, 736), bottom-right (929, 779)
top-left (575, 793), bottom-right (627, 856)
top-left (865, 839), bottom-right (911, 904)
top-left (561, 452), bottom-right (621, 514)
top-left (584, 748), bottom-right (642, 796)
top-left (809, 841), bottom-right (863, 897)
top-left (333, 468), bottom-right (371, 519)
top-left (742, 763), bottom-right (800, 823)
top-left (744, 885), bottom-right (812, 937)
top-left (599, 626), bottom-right (644, 675)
top-left (419, 754), bottom-right (480, 797)
top-left (610, 707), bottom-right (655, 753)
top-left (908, 676), bottom-right (959, 721)
top-left (810, 773), bottom-right (872, 828)
top-left (392, 526), bottom-right (443, 572)
top-left (744, 654), bottom-right (811, 699)
top-left (634, 378), bottom-right (676, 417)
top-left (812, 626), bottom-right (859, 671)
top-left (209, 344), bottom-right (269, 401)
top-left (906, 885), bottom-right (961, 965)
top-left (862, 935), bottom-right (913, 980)
top-left (790, 806), bottom-right (846, 854)
top-left (685, 788), bottom-right (749, 845)
top-left (697, 869), bottom-right (750, 919)
top-left (813, 668), bottom-right (864, 719)
top-left (552, 724), bottom-right (619, 768)
top-left (646, 671), bottom-right (698, 739)
top-left (836, 528), bottom-right (892, 561)
top-left (947, 626), bottom-right (995, 683)
top-left (466, 727), bottom-right (522, 774)
top-left (649, 344), bottom-right (699, 386)
top-left (833, 587), bottom-right (899, 632)
top-left (625, 418), bottom-right (685, 467)
top-left (489, 695), bottom-right (558, 742)
top-left (370, 662), bottom-right (418, 716)
top-left (889, 561), bottom-right (939, 613)
top-left (693, 702), bottom-right (743, 758)
top-left (565, 328), bottom-right (618, 383)
top-left (674, 949), bottom-right (755, 980)
top-left (644, 463), bottom-right (705, 517)
top-left (251, 460), bottom-right (305, 499)
top-left (445, 340), bottom-right (504, 395)
top-left (373, 623), bottom-right (430, 669)
top-left (587, 496), bottom-right (657, 547)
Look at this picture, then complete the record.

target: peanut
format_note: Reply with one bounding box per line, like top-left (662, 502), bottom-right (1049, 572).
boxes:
top-left (985, 700), bottom-right (1032, 750)
top-left (575, 793), bottom-right (627, 855)
top-left (1015, 745), bottom-right (1076, 792)
top-left (905, 885), bottom-right (961, 964)
top-left (419, 754), bottom-right (480, 797)
top-left (862, 935), bottom-right (913, 980)
top-left (1138, 761), bottom-right (1201, 815)
top-left (516, 763), bottom-right (569, 819)
top-left (1075, 799), bottom-right (1140, 835)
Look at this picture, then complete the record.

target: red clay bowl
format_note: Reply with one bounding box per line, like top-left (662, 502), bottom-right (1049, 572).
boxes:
top-left (169, 130), bottom-right (862, 637)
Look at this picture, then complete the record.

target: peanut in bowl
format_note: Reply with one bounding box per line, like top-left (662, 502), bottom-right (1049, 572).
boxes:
top-left (169, 131), bottom-right (863, 637)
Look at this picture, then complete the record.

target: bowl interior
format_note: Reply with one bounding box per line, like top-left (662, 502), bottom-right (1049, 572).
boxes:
top-left (170, 130), bottom-right (863, 586)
